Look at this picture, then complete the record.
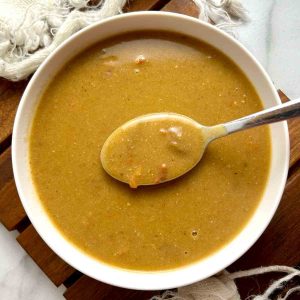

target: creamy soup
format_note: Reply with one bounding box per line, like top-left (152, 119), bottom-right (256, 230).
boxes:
top-left (30, 31), bottom-right (271, 271)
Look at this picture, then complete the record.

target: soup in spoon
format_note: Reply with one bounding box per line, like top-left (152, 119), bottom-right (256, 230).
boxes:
top-left (101, 113), bottom-right (226, 188)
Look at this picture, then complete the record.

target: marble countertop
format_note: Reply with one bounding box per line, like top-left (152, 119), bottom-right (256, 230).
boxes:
top-left (1, 1), bottom-right (299, 299)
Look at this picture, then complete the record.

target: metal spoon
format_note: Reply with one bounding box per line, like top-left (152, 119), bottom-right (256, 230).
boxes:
top-left (101, 98), bottom-right (300, 187)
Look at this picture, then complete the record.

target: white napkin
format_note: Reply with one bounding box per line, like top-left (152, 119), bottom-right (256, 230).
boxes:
top-left (0, 0), bottom-right (247, 81)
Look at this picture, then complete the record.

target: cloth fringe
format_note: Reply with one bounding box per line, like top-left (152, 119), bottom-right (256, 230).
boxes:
top-left (0, 0), bottom-right (126, 81)
top-left (0, 0), bottom-right (247, 81)
top-left (150, 266), bottom-right (300, 300)
top-left (192, 0), bottom-right (249, 35)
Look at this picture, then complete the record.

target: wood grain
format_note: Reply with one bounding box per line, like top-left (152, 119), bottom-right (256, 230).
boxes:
top-left (278, 91), bottom-right (300, 168)
top-left (64, 275), bottom-right (157, 300)
top-left (124, 0), bottom-right (170, 12)
top-left (0, 79), bottom-right (27, 148)
top-left (162, 0), bottom-right (199, 17)
top-left (17, 225), bottom-right (76, 286)
top-left (0, 148), bottom-right (26, 230)
top-left (288, 118), bottom-right (300, 168)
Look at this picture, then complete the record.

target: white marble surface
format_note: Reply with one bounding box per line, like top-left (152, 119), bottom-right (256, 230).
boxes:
top-left (238, 0), bottom-right (300, 99)
top-left (1, 1), bottom-right (299, 299)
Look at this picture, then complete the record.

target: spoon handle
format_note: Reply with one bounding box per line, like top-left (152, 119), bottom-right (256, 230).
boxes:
top-left (223, 98), bottom-right (300, 134)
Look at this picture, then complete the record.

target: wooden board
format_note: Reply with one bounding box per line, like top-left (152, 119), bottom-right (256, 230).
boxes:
top-left (162, 0), bottom-right (199, 17)
top-left (0, 80), bottom-right (27, 151)
top-left (124, 0), bottom-right (169, 11)
top-left (63, 276), bottom-right (157, 300)
top-left (17, 225), bottom-right (76, 286)
top-left (0, 148), bottom-right (26, 230)
top-left (0, 0), bottom-right (299, 299)
top-left (278, 90), bottom-right (300, 168)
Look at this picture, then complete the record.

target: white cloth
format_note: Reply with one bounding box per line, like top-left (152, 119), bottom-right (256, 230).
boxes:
top-left (0, 0), bottom-right (247, 81)
top-left (151, 266), bottom-right (300, 300)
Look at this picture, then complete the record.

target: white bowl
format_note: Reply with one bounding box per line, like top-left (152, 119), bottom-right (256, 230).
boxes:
top-left (12, 12), bottom-right (289, 290)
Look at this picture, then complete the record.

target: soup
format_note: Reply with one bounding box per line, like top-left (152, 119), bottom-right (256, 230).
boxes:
top-left (30, 31), bottom-right (271, 271)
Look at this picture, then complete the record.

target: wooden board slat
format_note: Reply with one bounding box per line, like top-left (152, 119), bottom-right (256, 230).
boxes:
top-left (0, 147), bottom-right (26, 230)
top-left (278, 91), bottom-right (300, 168)
top-left (64, 275), bottom-right (157, 300)
top-left (17, 225), bottom-right (76, 286)
top-left (0, 147), bottom-right (13, 186)
top-left (0, 79), bottom-right (27, 148)
top-left (0, 181), bottom-right (26, 230)
top-left (162, 0), bottom-right (199, 18)
top-left (288, 118), bottom-right (300, 168)
top-left (124, 0), bottom-right (170, 12)
top-left (278, 90), bottom-right (289, 103)
top-left (64, 277), bottom-right (112, 299)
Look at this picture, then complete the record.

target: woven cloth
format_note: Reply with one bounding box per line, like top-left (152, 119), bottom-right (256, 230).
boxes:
top-left (151, 267), bottom-right (300, 300)
top-left (0, 0), bottom-right (247, 81)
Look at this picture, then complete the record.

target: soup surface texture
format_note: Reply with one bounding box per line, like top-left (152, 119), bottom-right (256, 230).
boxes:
top-left (30, 31), bottom-right (271, 271)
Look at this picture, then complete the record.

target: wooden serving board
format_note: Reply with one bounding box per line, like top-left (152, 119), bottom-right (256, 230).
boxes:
top-left (1, 1), bottom-right (300, 299)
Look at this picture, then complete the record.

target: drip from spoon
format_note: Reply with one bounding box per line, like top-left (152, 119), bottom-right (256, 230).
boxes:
top-left (101, 98), bottom-right (300, 188)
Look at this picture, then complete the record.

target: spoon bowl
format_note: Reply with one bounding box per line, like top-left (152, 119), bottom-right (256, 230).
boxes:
top-left (100, 113), bottom-right (220, 187)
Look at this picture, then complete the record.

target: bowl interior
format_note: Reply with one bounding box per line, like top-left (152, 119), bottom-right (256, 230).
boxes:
top-left (12, 12), bottom-right (289, 290)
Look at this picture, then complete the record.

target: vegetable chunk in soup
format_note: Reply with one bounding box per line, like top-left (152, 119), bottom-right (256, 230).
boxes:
top-left (30, 31), bottom-right (271, 271)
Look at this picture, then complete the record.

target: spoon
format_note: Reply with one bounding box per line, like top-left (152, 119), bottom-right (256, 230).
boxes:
top-left (101, 98), bottom-right (300, 188)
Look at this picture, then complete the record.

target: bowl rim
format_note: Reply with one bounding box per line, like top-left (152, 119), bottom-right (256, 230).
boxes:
top-left (12, 11), bottom-right (290, 290)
